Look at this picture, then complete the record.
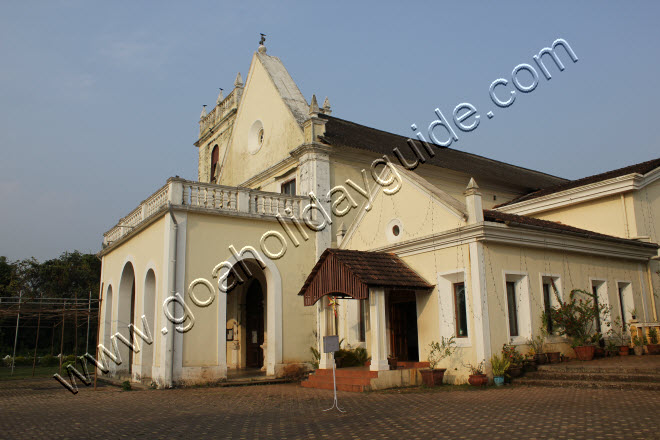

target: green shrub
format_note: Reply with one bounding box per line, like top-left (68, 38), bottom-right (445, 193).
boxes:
top-left (121, 380), bottom-right (132, 391)
top-left (40, 355), bottom-right (59, 367)
top-left (336, 347), bottom-right (370, 367)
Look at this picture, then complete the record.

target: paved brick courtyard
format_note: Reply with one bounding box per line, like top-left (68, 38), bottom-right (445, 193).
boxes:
top-left (1, 377), bottom-right (659, 439)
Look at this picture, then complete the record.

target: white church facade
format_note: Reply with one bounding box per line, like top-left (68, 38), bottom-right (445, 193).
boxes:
top-left (97, 42), bottom-right (660, 387)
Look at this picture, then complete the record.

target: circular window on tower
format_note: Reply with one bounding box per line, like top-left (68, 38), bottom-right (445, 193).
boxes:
top-left (386, 218), bottom-right (403, 243)
top-left (248, 120), bottom-right (264, 154)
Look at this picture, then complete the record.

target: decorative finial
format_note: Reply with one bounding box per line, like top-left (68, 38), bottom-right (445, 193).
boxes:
top-left (258, 33), bottom-right (267, 53)
top-left (309, 94), bottom-right (319, 117)
top-left (321, 96), bottom-right (332, 115)
top-left (200, 104), bottom-right (207, 119)
top-left (234, 72), bottom-right (243, 87)
top-left (466, 177), bottom-right (479, 190)
top-left (216, 88), bottom-right (224, 105)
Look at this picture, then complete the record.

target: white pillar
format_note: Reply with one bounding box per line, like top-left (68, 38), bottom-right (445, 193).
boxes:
top-left (318, 300), bottom-right (335, 369)
top-left (216, 291), bottom-right (228, 378)
top-left (369, 287), bottom-right (389, 371)
top-left (469, 241), bottom-right (491, 369)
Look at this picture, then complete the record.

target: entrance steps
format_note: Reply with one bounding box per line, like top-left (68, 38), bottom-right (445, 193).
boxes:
top-left (516, 358), bottom-right (660, 390)
top-left (301, 364), bottom-right (428, 392)
top-left (301, 368), bottom-right (378, 392)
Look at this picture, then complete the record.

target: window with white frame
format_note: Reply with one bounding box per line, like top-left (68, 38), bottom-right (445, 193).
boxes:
top-left (437, 270), bottom-right (470, 346)
top-left (504, 273), bottom-right (531, 342)
top-left (541, 276), bottom-right (561, 334)
top-left (591, 279), bottom-right (609, 334)
top-left (454, 282), bottom-right (468, 338)
top-left (617, 282), bottom-right (634, 327)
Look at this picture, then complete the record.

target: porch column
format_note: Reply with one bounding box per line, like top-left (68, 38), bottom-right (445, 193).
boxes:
top-left (216, 290), bottom-right (228, 378)
top-left (369, 287), bottom-right (389, 371)
top-left (318, 300), bottom-right (335, 369)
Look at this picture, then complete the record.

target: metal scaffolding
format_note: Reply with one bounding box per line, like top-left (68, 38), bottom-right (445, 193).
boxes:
top-left (0, 294), bottom-right (100, 376)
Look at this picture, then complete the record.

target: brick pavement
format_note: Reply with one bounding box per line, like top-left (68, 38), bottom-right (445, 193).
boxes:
top-left (1, 377), bottom-right (659, 439)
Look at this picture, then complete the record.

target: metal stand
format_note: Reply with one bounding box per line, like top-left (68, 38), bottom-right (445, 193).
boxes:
top-left (323, 352), bottom-right (345, 413)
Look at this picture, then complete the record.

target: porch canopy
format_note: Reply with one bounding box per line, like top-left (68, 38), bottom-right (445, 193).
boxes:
top-left (298, 248), bottom-right (433, 306)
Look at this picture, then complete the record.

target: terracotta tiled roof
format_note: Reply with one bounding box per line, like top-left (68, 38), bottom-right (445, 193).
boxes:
top-left (496, 157), bottom-right (660, 207)
top-left (298, 248), bottom-right (433, 306)
top-left (319, 114), bottom-right (566, 191)
top-left (483, 209), bottom-right (659, 249)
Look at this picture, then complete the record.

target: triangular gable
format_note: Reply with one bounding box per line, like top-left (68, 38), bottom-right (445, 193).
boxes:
top-left (340, 165), bottom-right (469, 250)
top-left (220, 51), bottom-right (307, 186)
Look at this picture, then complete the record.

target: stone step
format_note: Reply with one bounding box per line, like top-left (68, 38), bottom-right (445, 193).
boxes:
top-left (301, 379), bottom-right (366, 392)
top-left (304, 374), bottom-right (372, 387)
top-left (525, 371), bottom-right (660, 383)
top-left (311, 368), bottom-right (378, 378)
top-left (537, 365), bottom-right (660, 375)
top-left (515, 378), bottom-right (660, 391)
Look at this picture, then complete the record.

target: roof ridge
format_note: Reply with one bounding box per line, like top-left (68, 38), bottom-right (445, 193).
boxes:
top-left (496, 156), bottom-right (660, 207)
top-left (320, 114), bottom-right (568, 182)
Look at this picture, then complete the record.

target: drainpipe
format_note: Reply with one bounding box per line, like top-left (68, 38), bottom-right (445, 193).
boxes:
top-left (165, 203), bottom-right (178, 387)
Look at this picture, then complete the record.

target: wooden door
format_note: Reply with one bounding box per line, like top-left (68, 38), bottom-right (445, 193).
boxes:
top-left (245, 282), bottom-right (264, 368)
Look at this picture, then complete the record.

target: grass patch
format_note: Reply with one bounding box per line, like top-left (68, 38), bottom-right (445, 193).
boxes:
top-left (0, 366), bottom-right (63, 381)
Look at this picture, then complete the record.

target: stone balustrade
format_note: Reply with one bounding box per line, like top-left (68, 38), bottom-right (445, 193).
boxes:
top-left (103, 178), bottom-right (308, 246)
top-left (199, 89), bottom-right (238, 135)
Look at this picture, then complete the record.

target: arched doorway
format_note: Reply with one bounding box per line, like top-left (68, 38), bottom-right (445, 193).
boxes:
top-left (117, 262), bottom-right (136, 377)
top-left (104, 285), bottom-right (113, 349)
top-left (141, 269), bottom-right (156, 379)
top-left (245, 280), bottom-right (264, 369)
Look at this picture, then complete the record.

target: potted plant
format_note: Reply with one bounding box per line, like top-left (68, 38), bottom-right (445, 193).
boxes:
top-left (466, 361), bottom-right (487, 386)
top-left (548, 288), bottom-right (608, 361)
top-left (528, 335), bottom-right (547, 364)
top-left (607, 317), bottom-right (630, 356)
top-left (502, 343), bottom-right (524, 378)
top-left (647, 328), bottom-right (660, 355)
top-left (491, 354), bottom-right (510, 386)
top-left (632, 334), bottom-right (646, 356)
top-left (420, 336), bottom-right (456, 387)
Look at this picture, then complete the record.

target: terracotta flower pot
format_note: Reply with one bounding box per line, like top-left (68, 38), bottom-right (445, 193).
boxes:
top-left (546, 352), bottom-right (561, 364)
top-left (507, 364), bottom-right (523, 378)
top-left (619, 346), bottom-right (630, 356)
top-left (468, 374), bottom-right (488, 387)
top-left (574, 345), bottom-right (596, 361)
top-left (633, 346), bottom-right (644, 356)
top-left (646, 344), bottom-right (660, 355)
top-left (420, 368), bottom-right (446, 387)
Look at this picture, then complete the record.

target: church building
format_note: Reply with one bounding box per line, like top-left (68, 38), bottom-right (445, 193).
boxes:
top-left (97, 42), bottom-right (660, 388)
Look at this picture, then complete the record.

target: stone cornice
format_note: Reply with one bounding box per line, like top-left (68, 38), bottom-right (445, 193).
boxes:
top-left (238, 155), bottom-right (298, 188)
top-left (370, 221), bottom-right (658, 261)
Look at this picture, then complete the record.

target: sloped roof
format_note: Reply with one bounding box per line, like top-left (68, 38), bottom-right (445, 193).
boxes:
top-left (483, 209), bottom-right (659, 249)
top-left (298, 248), bottom-right (433, 306)
top-left (496, 157), bottom-right (660, 207)
top-left (256, 52), bottom-right (309, 126)
top-left (319, 114), bottom-right (566, 191)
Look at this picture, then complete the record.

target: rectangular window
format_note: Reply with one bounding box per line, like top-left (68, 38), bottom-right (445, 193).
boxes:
top-left (592, 283), bottom-right (602, 334)
top-left (542, 282), bottom-right (553, 334)
top-left (506, 281), bottom-right (519, 337)
top-left (453, 282), bottom-right (468, 338)
top-left (358, 300), bottom-right (367, 342)
top-left (618, 284), bottom-right (627, 328)
top-left (281, 179), bottom-right (296, 196)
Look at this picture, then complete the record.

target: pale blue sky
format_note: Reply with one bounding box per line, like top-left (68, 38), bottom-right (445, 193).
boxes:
top-left (1, 1), bottom-right (659, 260)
